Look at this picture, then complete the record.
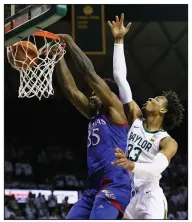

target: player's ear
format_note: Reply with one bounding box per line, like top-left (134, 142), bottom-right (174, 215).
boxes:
top-left (160, 108), bottom-right (168, 114)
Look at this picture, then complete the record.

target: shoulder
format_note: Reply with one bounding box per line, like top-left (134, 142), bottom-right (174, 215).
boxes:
top-left (160, 136), bottom-right (177, 146)
top-left (160, 137), bottom-right (178, 152)
top-left (124, 100), bottom-right (143, 119)
top-left (130, 117), bottom-right (143, 126)
top-left (103, 114), bottom-right (128, 128)
top-left (107, 105), bottom-right (127, 125)
top-left (159, 137), bottom-right (178, 162)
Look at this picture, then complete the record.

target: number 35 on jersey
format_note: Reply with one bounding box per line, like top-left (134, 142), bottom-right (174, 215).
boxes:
top-left (88, 128), bottom-right (100, 147)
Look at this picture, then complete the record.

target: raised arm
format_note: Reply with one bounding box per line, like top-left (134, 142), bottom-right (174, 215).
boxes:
top-left (108, 13), bottom-right (143, 125)
top-left (58, 34), bottom-right (124, 117)
top-left (56, 56), bottom-right (91, 119)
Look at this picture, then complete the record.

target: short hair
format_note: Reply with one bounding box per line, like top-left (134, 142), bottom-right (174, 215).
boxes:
top-left (162, 91), bottom-right (185, 131)
top-left (104, 78), bottom-right (119, 98)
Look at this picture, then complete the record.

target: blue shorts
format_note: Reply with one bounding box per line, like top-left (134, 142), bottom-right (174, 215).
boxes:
top-left (66, 189), bottom-right (120, 219)
top-left (66, 182), bottom-right (131, 219)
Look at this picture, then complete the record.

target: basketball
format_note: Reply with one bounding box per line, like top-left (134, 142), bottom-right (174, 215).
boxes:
top-left (7, 41), bottom-right (38, 71)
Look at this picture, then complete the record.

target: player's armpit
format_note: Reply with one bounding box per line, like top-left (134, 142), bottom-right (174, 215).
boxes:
top-left (64, 87), bottom-right (91, 119)
top-left (159, 137), bottom-right (178, 163)
top-left (123, 100), bottom-right (143, 125)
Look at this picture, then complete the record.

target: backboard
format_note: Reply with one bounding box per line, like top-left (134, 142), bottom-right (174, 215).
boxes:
top-left (4, 4), bottom-right (67, 47)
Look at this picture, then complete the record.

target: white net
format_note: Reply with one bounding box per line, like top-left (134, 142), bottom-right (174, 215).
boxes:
top-left (7, 31), bottom-right (66, 100)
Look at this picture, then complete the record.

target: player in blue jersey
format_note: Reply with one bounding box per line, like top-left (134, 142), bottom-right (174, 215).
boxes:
top-left (55, 34), bottom-right (132, 219)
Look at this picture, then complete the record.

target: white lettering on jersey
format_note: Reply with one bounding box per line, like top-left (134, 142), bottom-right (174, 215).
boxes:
top-left (88, 118), bottom-right (106, 129)
top-left (126, 118), bottom-right (170, 188)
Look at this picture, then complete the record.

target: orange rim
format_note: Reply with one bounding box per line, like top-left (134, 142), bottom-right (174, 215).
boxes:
top-left (32, 30), bottom-right (60, 40)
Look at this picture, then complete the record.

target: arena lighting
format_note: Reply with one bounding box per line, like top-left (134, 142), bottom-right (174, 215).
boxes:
top-left (5, 189), bottom-right (78, 204)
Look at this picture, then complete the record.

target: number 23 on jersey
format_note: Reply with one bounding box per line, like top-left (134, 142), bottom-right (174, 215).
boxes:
top-left (127, 144), bottom-right (142, 162)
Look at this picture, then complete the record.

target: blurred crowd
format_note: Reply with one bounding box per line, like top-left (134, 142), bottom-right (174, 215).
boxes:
top-left (5, 137), bottom-right (85, 190)
top-left (161, 153), bottom-right (188, 219)
top-left (5, 191), bottom-right (70, 219)
top-left (5, 137), bottom-right (188, 219)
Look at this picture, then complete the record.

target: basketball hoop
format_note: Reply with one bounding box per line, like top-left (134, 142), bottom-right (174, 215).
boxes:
top-left (7, 30), bottom-right (66, 100)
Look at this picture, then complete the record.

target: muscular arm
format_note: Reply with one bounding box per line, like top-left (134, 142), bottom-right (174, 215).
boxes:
top-left (56, 56), bottom-right (91, 119)
top-left (159, 137), bottom-right (178, 163)
top-left (113, 37), bottom-right (142, 125)
top-left (113, 137), bottom-right (177, 177)
top-left (130, 137), bottom-right (177, 177)
top-left (59, 34), bottom-right (125, 123)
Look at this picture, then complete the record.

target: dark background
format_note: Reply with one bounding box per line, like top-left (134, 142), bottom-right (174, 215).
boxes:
top-left (4, 4), bottom-right (188, 220)
top-left (5, 4), bottom-right (188, 162)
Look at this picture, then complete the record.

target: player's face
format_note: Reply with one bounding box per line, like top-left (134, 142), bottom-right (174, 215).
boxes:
top-left (89, 91), bottom-right (102, 111)
top-left (143, 96), bottom-right (168, 114)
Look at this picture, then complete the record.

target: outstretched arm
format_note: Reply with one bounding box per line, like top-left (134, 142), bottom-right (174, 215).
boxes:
top-left (56, 56), bottom-right (91, 119)
top-left (109, 13), bottom-right (142, 125)
top-left (112, 137), bottom-right (177, 177)
top-left (58, 34), bottom-right (124, 119)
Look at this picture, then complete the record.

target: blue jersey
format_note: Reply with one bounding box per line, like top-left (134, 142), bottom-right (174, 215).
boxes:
top-left (87, 114), bottom-right (129, 183)
top-left (67, 114), bottom-right (132, 219)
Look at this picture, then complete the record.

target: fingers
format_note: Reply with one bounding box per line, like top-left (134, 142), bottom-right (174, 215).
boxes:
top-left (115, 148), bottom-right (125, 154)
top-left (112, 162), bottom-right (125, 167)
top-left (112, 147), bottom-right (128, 168)
top-left (120, 13), bottom-right (124, 26)
top-left (108, 20), bottom-right (116, 27)
top-left (115, 15), bottom-right (120, 23)
top-left (108, 21), bottom-right (113, 28)
top-left (108, 14), bottom-right (130, 31)
top-left (115, 153), bottom-right (125, 159)
top-left (111, 158), bottom-right (126, 166)
top-left (126, 22), bottom-right (132, 31)
top-left (109, 13), bottom-right (131, 31)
